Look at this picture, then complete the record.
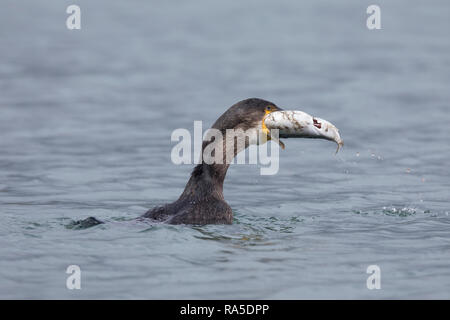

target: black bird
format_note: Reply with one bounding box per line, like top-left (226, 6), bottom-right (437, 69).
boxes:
top-left (143, 98), bottom-right (343, 225)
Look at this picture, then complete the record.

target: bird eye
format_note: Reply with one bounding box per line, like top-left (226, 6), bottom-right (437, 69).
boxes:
top-left (266, 105), bottom-right (273, 111)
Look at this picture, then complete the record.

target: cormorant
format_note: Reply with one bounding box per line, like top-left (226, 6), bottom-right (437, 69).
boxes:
top-left (143, 98), bottom-right (343, 225)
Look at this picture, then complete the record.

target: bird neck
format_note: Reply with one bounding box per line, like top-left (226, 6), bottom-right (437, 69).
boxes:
top-left (179, 132), bottom-right (247, 202)
top-left (179, 162), bottom-right (229, 202)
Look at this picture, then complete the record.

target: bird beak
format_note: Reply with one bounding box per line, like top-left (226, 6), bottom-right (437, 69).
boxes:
top-left (263, 110), bottom-right (344, 153)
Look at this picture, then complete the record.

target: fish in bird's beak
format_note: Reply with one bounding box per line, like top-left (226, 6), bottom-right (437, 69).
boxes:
top-left (263, 110), bottom-right (344, 153)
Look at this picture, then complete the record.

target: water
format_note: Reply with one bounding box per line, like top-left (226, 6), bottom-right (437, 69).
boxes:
top-left (1, 0), bottom-right (449, 299)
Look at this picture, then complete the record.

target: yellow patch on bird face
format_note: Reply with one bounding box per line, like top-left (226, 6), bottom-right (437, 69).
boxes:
top-left (261, 108), bottom-right (272, 140)
top-left (261, 106), bottom-right (285, 150)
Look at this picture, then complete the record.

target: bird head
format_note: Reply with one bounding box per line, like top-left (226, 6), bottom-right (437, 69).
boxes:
top-left (210, 98), bottom-right (343, 152)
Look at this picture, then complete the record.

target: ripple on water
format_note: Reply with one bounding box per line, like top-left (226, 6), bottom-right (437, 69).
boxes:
top-left (351, 206), bottom-right (441, 218)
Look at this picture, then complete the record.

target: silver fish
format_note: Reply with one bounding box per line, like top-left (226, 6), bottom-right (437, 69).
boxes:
top-left (264, 110), bottom-right (344, 153)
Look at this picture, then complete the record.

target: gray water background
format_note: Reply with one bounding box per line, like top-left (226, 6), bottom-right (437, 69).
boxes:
top-left (0, 0), bottom-right (449, 299)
